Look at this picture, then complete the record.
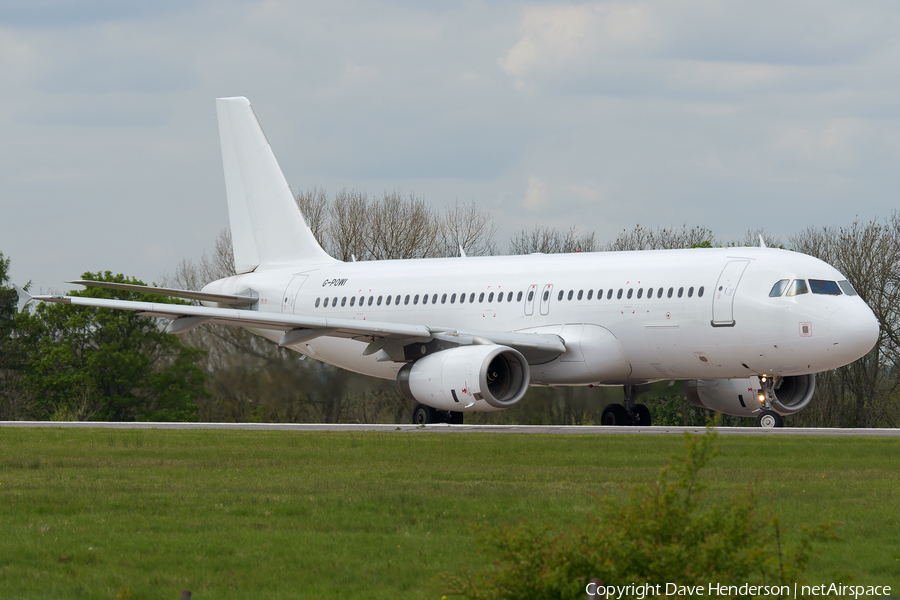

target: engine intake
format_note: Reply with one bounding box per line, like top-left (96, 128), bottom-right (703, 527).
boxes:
top-left (685, 374), bottom-right (816, 417)
top-left (397, 345), bottom-right (530, 412)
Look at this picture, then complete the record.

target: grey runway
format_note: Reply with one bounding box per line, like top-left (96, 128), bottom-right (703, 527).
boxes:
top-left (1, 421), bottom-right (898, 437)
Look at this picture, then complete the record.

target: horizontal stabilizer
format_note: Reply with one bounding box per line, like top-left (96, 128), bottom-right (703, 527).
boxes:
top-left (68, 280), bottom-right (257, 307)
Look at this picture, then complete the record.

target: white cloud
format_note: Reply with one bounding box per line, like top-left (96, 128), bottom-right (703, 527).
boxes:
top-left (523, 175), bottom-right (549, 210)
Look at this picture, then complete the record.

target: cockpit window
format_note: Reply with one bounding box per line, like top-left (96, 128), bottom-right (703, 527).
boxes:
top-left (809, 279), bottom-right (842, 295)
top-left (785, 279), bottom-right (809, 297)
top-left (838, 280), bottom-right (858, 296)
top-left (769, 279), bottom-right (789, 297)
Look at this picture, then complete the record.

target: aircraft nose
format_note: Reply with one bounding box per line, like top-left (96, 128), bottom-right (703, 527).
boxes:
top-left (829, 304), bottom-right (880, 361)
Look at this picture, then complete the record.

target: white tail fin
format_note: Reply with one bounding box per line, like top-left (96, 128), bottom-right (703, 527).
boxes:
top-left (215, 97), bottom-right (334, 273)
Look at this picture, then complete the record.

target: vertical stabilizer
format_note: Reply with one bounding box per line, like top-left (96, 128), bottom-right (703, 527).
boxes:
top-left (215, 97), bottom-right (334, 272)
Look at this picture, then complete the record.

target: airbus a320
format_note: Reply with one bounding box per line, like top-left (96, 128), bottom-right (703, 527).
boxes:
top-left (18, 97), bottom-right (880, 428)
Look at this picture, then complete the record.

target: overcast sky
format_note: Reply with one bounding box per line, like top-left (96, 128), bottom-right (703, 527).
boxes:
top-left (2, 1), bottom-right (899, 292)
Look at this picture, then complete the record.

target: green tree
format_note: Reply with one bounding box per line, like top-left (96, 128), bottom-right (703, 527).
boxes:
top-left (20, 272), bottom-right (207, 421)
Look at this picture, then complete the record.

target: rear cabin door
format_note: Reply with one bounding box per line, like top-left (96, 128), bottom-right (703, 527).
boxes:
top-left (711, 260), bottom-right (749, 327)
top-left (282, 275), bottom-right (309, 313)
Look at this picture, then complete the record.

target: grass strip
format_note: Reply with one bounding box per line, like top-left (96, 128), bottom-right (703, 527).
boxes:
top-left (0, 428), bottom-right (897, 599)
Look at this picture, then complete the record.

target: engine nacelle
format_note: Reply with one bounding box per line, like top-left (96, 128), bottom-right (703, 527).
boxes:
top-left (397, 345), bottom-right (530, 412)
top-left (685, 374), bottom-right (816, 417)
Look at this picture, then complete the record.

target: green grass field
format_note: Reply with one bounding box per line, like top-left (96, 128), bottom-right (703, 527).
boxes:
top-left (0, 428), bottom-right (898, 599)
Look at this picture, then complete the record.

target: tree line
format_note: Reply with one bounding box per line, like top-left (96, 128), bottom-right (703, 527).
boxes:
top-left (1, 189), bottom-right (898, 426)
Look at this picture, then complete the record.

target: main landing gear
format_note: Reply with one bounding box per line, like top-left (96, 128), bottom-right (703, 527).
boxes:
top-left (601, 384), bottom-right (652, 426)
top-left (412, 403), bottom-right (464, 425)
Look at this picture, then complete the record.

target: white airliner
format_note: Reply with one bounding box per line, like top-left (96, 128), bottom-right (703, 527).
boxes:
top-left (18, 97), bottom-right (880, 427)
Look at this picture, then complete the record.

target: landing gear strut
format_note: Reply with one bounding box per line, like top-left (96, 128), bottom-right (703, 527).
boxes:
top-left (601, 384), bottom-right (653, 426)
top-left (755, 376), bottom-right (784, 428)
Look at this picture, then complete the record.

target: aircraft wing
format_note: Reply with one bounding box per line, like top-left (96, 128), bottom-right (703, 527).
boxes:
top-left (23, 292), bottom-right (566, 362)
top-left (66, 280), bottom-right (257, 306)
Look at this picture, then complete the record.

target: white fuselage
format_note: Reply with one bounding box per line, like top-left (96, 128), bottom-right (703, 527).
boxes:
top-left (202, 246), bottom-right (879, 387)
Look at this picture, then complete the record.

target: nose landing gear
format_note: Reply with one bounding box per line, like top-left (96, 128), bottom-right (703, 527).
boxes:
top-left (754, 376), bottom-right (785, 428)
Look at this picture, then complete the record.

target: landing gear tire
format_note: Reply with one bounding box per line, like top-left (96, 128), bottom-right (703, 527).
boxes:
top-left (412, 403), bottom-right (438, 425)
top-left (601, 403), bottom-right (630, 426)
top-left (756, 410), bottom-right (783, 428)
top-left (633, 403), bottom-right (652, 426)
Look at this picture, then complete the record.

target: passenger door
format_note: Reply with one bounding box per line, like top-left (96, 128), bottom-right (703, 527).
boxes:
top-left (711, 260), bottom-right (749, 326)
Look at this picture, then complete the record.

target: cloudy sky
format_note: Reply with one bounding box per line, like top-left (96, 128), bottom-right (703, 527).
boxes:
top-left (2, 1), bottom-right (899, 291)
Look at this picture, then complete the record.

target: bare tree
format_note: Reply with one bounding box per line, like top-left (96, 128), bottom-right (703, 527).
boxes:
top-left (509, 226), bottom-right (597, 255)
top-left (439, 201), bottom-right (499, 257)
top-left (605, 223), bottom-right (717, 251)
top-left (732, 227), bottom-right (783, 249)
top-left (366, 190), bottom-right (441, 260)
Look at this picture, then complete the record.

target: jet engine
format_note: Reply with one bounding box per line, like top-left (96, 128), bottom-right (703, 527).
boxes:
top-left (397, 345), bottom-right (530, 412)
top-left (685, 374), bottom-right (816, 417)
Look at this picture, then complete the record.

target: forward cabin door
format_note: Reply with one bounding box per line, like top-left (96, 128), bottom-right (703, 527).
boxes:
top-left (282, 275), bottom-right (309, 313)
top-left (711, 260), bottom-right (750, 327)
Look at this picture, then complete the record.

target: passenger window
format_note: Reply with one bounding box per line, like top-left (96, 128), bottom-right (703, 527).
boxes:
top-left (497, 292), bottom-right (503, 303)
top-left (508, 292), bottom-right (513, 302)
top-left (567, 290), bottom-right (573, 301)
top-left (359, 296), bottom-right (364, 306)
top-left (769, 279), bottom-right (789, 297)
top-left (315, 298), bottom-right (321, 308)
top-left (460, 293), bottom-right (466, 304)
top-left (432, 294), bottom-right (438, 304)
top-left (616, 289), bottom-right (622, 300)
top-left (413, 294), bottom-right (419, 305)
top-left (637, 288), bottom-right (643, 299)
top-left (558, 290), bottom-right (564, 301)
top-left (607, 289), bottom-right (613, 300)
top-left (350, 297), bottom-right (356, 307)
top-left (646, 287), bottom-right (652, 298)
top-left (377, 296), bottom-right (382, 306)
top-left (479, 292), bottom-right (485, 302)
top-left (838, 280), bottom-right (858, 296)
top-left (423, 294), bottom-right (429, 305)
top-left (324, 297), bottom-right (329, 307)
top-left (543, 291), bottom-right (549, 301)
top-left (470, 293), bottom-right (476, 303)
top-left (342, 297), bottom-right (347, 307)
top-left (786, 279), bottom-right (809, 296)
top-left (587, 290), bottom-right (593, 300)
top-left (488, 292), bottom-right (494, 302)
top-left (667, 287), bottom-right (673, 298)
top-left (526, 290), bottom-right (533, 302)
top-left (657, 288), bottom-right (663, 299)
top-left (627, 288), bottom-right (633, 299)
top-left (577, 290), bottom-right (583, 300)
top-left (451, 293), bottom-right (457, 303)
top-left (677, 287), bottom-right (684, 298)
top-left (520, 291), bottom-right (525, 302)
top-left (404, 295), bottom-right (410, 305)
top-left (441, 293), bottom-right (447, 304)
top-left (688, 287), bottom-right (694, 298)
top-left (395, 295), bottom-right (401, 305)
top-left (698, 286), bottom-right (704, 298)
top-left (385, 295), bottom-right (391, 306)
top-left (810, 279), bottom-right (841, 295)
